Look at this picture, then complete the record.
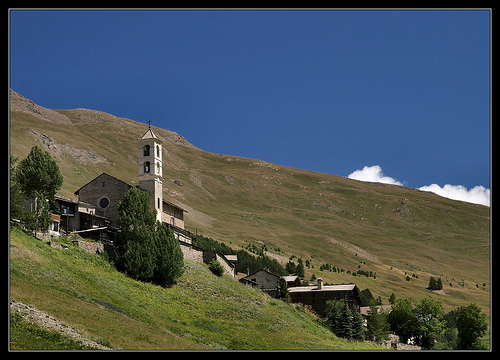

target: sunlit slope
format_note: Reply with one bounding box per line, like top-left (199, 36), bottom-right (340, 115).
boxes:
top-left (10, 89), bottom-right (490, 317)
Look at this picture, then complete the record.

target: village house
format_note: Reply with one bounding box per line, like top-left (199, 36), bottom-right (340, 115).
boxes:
top-left (288, 279), bottom-right (362, 317)
top-left (239, 268), bottom-right (283, 296)
top-left (240, 269), bottom-right (361, 317)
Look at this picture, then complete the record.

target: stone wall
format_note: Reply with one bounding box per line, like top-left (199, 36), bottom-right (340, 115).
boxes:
top-left (179, 241), bottom-right (235, 277)
top-left (75, 238), bottom-right (235, 277)
top-left (74, 240), bottom-right (114, 257)
top-left (179, 242), bottom-right (204, 264)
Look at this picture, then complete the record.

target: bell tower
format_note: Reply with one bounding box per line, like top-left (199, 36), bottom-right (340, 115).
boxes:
top-left (138, 121), bottom-right (163, 223)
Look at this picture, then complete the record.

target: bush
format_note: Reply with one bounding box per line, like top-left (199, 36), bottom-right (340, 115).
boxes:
top-left (208, 260), bottom-right (225, 277)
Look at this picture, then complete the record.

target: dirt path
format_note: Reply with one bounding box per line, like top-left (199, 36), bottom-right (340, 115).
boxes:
top-left (10, 299), bottom-right (113, 350)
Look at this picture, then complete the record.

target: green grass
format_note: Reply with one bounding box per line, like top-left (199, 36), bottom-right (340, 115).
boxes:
top-left (10, 311), bottom-right (97, 350)
top-left (10, 227), bottom-right (383, 350)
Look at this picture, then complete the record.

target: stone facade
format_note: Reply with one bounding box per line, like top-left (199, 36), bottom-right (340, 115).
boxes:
top-left (74, 173), bottom-right (131, 228)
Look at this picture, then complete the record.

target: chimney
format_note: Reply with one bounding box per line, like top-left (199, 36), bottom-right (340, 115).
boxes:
top-left (317, 278), bottom-right (323, 290)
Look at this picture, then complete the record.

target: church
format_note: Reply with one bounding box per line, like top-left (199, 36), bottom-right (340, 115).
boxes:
top-left (56, 126), bottom-right (191, 243)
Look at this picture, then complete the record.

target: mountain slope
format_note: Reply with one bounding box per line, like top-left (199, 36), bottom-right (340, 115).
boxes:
top-left (10, 90), bottom-right (490, 320)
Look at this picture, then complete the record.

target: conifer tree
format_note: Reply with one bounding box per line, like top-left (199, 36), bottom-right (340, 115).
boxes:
top-left (115, 187), bottom-right (157, 281)
top-left (428, 276), bottom-right (437, 290)
top-left (115, 187), bottom-right (184, 286)
top-left (351, 305), bottom-right (365, 341)
top-left (436, 278), bottom-right (443, 290)
top-left (15, 145), bottom-right (63, 206)
top-left (154, 222), bottom-right (184, 286)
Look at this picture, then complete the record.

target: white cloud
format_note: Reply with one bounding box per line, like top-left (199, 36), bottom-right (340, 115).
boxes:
top-left (418, 184), bottom-right (490, 207)
top-left (347, 165), bottom-right (403, 186)
top-left (347, 165), bottom-right (490, 207)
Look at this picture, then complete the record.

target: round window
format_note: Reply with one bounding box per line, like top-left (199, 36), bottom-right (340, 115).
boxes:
top-left (99, 197), bottom-right (110, 209)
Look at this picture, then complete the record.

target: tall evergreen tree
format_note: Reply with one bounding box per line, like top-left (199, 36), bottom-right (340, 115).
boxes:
top-left (366, 304), bottom-right (389, 343)
top-left (428, 276), bottom-right (437, 290)
top-left (351, 305), bottom-right (365, 341)
top-left (15, 145), bottom-right (63, 206)
top-left (154, 222), bottom-right (184, 286)
top-left (115, 187), bottom-right (157, 281)
top-left (436, 278), bottom-right (443, 290)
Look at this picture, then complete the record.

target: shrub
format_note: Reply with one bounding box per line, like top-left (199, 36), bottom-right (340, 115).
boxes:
top-left (208, 260), bottom-right (225, 277)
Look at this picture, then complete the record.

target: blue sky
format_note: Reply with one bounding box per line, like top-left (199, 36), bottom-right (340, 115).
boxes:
top-left (10, 9), bottom-right (490, 205)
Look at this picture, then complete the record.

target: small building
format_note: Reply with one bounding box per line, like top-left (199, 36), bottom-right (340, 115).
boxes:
top-left (283, 275), bottom-right (301, 288)
top-left (239, 268), bottom-right (282, 296)
top-left (56, 194), bottom-right (108, 233)
top-left (288, 279), bottom-right (362, 317)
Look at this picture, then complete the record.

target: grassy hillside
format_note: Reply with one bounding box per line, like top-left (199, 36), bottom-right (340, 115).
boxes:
top-left (10, 227), bottom-right (383, 350)
top-left (10, 90), bottom-right (490, 320)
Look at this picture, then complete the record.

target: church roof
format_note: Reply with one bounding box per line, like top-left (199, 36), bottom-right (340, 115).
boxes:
top-left (141, 128), bottom-right (162, 143)
top-left (74, 172), bottom-right (131, 196)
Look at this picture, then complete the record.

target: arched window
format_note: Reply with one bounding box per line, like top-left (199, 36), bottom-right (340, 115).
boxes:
top-left (143, 145), bottom-right (150, 156)
top-left (156, 145), bottom-right (160, 157)
top-left (156, 161), bottom-right (160, 174)
top-left (157, 197), bottom-right (160, 209)
top-left (144, 161), bottom-right (150, 173)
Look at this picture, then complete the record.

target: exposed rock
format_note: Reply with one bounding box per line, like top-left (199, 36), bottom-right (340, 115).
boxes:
top-left (27, 129), bottom-right (108, 165)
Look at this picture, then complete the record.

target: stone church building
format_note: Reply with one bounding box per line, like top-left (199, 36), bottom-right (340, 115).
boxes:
top-left (67, 126), bottom-right (190, 243)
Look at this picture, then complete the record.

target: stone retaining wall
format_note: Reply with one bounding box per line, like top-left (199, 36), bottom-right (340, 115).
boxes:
top-left (74, 239), bottom-right (235, 277)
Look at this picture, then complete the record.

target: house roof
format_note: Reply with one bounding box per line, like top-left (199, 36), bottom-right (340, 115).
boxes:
top-left (162, 199), bottom-right (188, 213)
top-left (242, 267), bottom-right (281, 280)
top-left (283, 275), bottom-right (300, 282)
top-left (224, 255), bottom-right (238, 262)
top-left (288, 284), bottom-right (357, 293)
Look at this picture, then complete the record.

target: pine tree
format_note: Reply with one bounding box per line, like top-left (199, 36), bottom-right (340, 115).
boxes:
top-left (154, 222), bottom-right (184, 286)
top-left (389, 293), bottom-right (396, 305)
top-left (115, 187), bottom-right (157, 282)
top-left (15, 145), bottom-right (63, 206)
top-left (325, 300), bottom-right (343, 336)
top-left (337, 301), bottom-right (353, 339)
top-left (351, 305), bottom-right (365, 341)
top-left (296, 263), bottom-right (305, 277)
top-left (428, 276), bottom-right (437, 290)
top-left (436, 278), bottom-right (443, 290)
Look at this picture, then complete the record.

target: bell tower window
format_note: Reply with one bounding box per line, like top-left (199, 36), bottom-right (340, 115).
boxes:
top-left (143, 145), bottom-right (150, 156)
top-left (144, 161), bottom-right (150, 173)
top-left (156, 145), bottom-right (160, 157)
